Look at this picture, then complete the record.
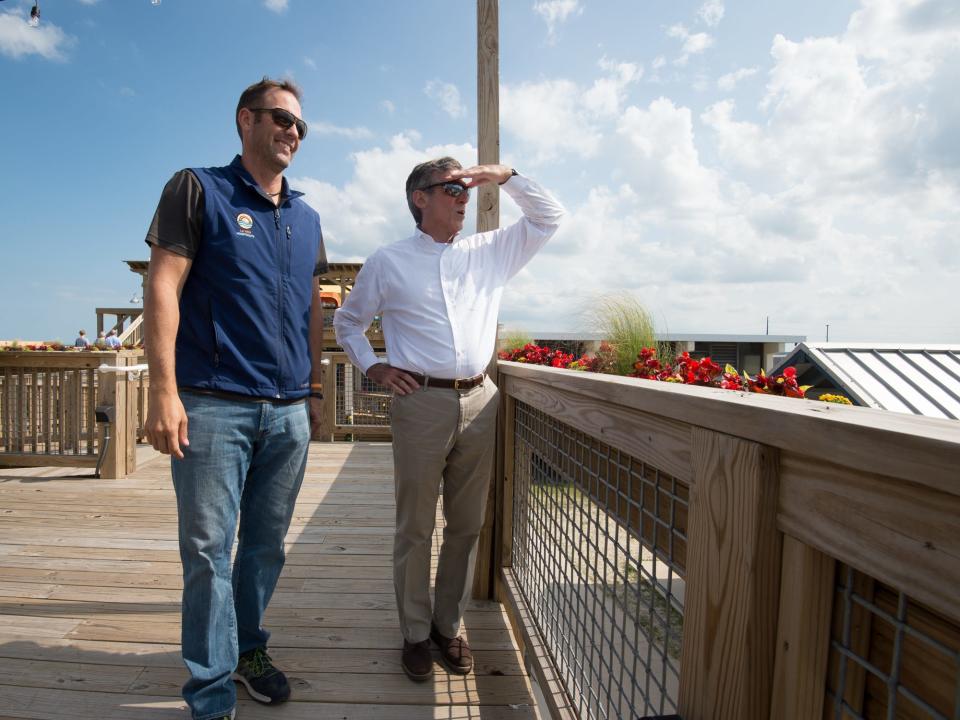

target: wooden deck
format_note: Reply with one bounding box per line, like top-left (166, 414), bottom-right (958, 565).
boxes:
top-left (0, 443), bottom-right (539, 720)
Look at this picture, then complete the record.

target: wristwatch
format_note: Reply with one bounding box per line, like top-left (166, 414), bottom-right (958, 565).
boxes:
top-left (500, 168), bottom-right (519, 185)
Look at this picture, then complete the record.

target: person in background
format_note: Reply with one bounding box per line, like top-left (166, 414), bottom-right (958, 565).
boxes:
top-left (105, 329), bottom-right (122, 348)
top-left (73, 330), bottom-right (90, 348)
top-left (335, 156), bottom-right (563, 681)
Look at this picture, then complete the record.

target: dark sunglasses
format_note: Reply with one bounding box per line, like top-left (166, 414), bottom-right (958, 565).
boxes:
top-left (248, 107), bottom-right (308, 140)
top-left (419, 181), bottom-right (469, 198)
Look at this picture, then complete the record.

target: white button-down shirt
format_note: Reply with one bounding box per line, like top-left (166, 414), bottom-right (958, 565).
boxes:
top-left (334, 174), bottom-right (565, 378)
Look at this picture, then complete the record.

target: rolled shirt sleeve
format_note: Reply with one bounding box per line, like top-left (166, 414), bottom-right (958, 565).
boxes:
top-left (333, 253), bottom-right (385, 374)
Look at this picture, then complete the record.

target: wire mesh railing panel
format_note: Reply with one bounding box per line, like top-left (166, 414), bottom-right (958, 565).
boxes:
top-left (826, 563), bottom-right (960, 720)
top-left (511, 401), bottom-right (687, 719)
top-left (334, 361), bottom-right (391, 427)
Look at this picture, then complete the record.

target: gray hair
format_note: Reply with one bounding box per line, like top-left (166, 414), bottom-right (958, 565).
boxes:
top-left (405, 157), bottom-right (462, 224)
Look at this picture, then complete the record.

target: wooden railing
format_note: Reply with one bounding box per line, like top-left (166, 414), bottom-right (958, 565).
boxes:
top-left (119, 313), bottom-right (145, 346)
top-left (95, 307), bottom-right (143, 337)
top-left (271, 351), bottom-right (960, 717)
top-left (0, 351), bottom-right (148, 478)
top-left (492, 361), bottom-right (960, 720)
top-left (315, 352), bottom-right (391, 441)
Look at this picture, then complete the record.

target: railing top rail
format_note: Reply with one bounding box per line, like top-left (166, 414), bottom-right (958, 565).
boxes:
top-left (94, 307), bottom-right (144, 315)
top-left (498, 360), bottom-right (960, 489)
top-left (0, 350), bottom-right (144, 369)
top-left (118, 313), bottom-right (144, 344)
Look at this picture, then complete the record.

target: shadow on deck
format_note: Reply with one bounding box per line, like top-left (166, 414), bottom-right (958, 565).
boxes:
top-left (0, 442), bottom-right (538, 719)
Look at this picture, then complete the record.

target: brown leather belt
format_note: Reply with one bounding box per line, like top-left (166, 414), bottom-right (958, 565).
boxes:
top-left (406, 372), bottom-right (485, 390)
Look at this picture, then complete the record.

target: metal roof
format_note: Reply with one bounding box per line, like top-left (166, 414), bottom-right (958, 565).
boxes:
top-left (525, 331), bottom-right (805, 344)
top-left (773, 343), bottom-right (960, 420)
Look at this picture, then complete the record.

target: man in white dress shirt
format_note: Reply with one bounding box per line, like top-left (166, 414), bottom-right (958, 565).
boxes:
top-left (334, 157), bottom-right (564, 681)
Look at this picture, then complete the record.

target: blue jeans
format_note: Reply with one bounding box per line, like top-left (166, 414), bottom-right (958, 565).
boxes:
top-left (172, 391), bottom-right (310, 720)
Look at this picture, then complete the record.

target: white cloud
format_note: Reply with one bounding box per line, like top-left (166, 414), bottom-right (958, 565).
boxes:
top-left (584, 58), bottom-right (642, 115)
top-left (652, 55), bottom-right (667, 70)
top-left (264, 0), bottom-right (288, 13)
top-left (0, 10), bottom-right (71, 60)
top-left (502, 79), bottom-right (603, 162)
top-left (717, 66), bottom-right (758, 91)
top-left (697, 0), bottom-right (725, 27)
top-left (617, 97), bottom-right (724, 214)
top-left (501, 57), bottom-right (640, 163)
top-left (310, 121), bottom-right (373, 140)
top-left (533, 0), bottom-right (583, 44)
top-left (498, 4), bottom-right (959, 342)
top-left (667, 24), bottom-right (714, 65)
top-left (844, 0), bottom-right (960, 84)
top-left (380, 100), bottom-right (396, 115)
top-left (424, 80), bottom-right (466, 119)
top-left (303, 56), bottom-right (316, 70)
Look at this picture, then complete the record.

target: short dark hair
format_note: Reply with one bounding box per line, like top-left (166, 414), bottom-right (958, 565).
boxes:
top-left (405, 157), bottom-right (462, 224)
top-left (235, 77), bottom-right (303, 139)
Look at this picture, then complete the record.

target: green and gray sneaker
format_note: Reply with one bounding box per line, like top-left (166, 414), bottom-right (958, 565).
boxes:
top-left (232, 647), bottom-right (291, 705)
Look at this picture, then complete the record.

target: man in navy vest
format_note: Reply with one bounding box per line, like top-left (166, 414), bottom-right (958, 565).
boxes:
top-left (143, 77), bottom-right (326, 720)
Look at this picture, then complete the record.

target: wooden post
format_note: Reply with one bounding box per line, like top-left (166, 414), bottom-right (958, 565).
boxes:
top-left (124, 356), bottom-right (138, 474)
top-left (477, 0), bottom-right (500, 232)
top-left (57, 370), bottom-right (65, 454)
top-left (472, 0), bottom-right (500, 600)
top-left (493, 392), bottom-right (516, 603)
top-left (16, 369), bottom-right (26, 452)
top-left (769, 535), bottom-right (835, 720)
top-left (320, 355), bottom-right (337, 441)
top-left (95, 355), bottom-right (127, 479)
top-left (678, 427), bottom-right (782, 720)
top-left (85, 368), bottom-right (96, 454)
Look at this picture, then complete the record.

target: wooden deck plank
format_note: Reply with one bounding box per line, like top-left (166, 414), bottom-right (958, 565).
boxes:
top-left (0, 658), bottom-right (531, 705)
top-left (0, 638), bottom-right (527, 675)
top-left (0, 442), bottom-right (539, 718)
top-left (63, 622), bottom-right (518, 650)
top-left (0, 685), bottom-right (537, 720)
top-left (0, 604), bottom-right (510, 628)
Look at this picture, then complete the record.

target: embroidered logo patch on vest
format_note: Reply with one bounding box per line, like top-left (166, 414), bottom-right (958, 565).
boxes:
top-left (236, 213), bottom-right (255, 238)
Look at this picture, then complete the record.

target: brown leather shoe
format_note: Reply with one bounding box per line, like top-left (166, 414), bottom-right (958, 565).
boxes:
top-left (401, 639), bottom-right (434, 681)
top-left (430, 624), bottom-right (473, 675)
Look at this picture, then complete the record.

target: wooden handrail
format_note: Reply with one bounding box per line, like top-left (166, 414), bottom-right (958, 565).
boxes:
top-left (497, 361), bottom-right (958, 487)
top-left (118, 313), bottom-right (144, 345)
top-left (493, 360), bottom-right (960, 720)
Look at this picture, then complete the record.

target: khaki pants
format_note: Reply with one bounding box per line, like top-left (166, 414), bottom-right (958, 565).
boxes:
top-left (390, 377), bottom-right (499, 642)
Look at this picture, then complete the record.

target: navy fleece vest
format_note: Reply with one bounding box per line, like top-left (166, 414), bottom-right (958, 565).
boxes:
top-left (175, 156), bottom-right (321, 400)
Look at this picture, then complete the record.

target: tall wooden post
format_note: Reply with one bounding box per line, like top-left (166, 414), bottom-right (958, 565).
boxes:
top-left (477, 0), bottom-right (500, 233)
top-left (473, 0), bottom-right (500, 600)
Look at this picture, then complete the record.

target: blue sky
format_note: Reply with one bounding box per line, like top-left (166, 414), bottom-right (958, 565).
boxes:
top-left (1, 0), bottom-right (958, 344)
